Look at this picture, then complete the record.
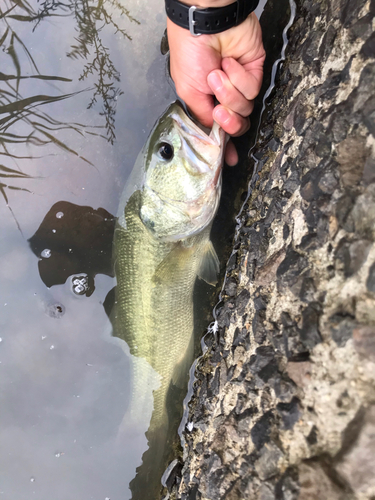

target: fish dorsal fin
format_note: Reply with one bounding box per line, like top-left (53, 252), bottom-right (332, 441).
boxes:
top-left (197, 240), bottom-right (219, 286)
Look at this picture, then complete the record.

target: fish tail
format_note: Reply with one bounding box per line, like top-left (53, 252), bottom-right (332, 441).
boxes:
top-left (129, 423), bottom-right (169, 500)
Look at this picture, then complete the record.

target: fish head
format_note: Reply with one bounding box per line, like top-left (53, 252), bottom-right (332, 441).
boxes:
top-left (139, 101), bottom-right (227, 241)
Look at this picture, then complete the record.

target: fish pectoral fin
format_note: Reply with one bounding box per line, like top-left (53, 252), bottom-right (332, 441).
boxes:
top-left (152, 245), bottom-right (192, 285)
top-left (197, 240), bottom-right (219, 286)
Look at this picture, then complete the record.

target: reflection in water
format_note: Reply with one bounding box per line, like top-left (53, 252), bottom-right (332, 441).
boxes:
top-left (1, 0), bottom-right (138, 146)
top-left (0, 0), bottom-right (179, 498)
top-left (0, 0), bottom-right (138, 221)
top-left (64, 0), bottom-right (140, 143)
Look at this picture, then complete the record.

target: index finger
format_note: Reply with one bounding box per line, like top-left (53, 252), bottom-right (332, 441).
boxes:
top-left (222, 56), bottom-right (264, 101)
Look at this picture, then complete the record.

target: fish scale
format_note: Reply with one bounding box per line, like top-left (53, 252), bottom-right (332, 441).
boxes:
top-left (114, 189), bottom-right (211, 432)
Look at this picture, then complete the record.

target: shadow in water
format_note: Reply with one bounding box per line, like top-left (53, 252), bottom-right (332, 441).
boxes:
top-left (28, 201), bottom-right (115, 290)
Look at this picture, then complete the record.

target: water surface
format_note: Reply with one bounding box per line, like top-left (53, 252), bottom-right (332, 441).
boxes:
top-left (0, 1), bottom-right (175, 498)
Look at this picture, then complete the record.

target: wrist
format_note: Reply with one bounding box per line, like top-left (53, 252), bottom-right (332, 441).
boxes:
top-left (177, 0), bottom-right (234, 7)
top-left (165, 0), bottom-right (259, 36)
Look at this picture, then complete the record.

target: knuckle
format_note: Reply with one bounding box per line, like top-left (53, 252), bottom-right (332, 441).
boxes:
top-left (243, 89), bottom-right (258, 101)
top-left (245, 100), bottom-right (255, 116)
top-left (215, 82), bottom-right (231, 102)
top-left (241, 101), bottom-right (253, 117)
top-left (219, 89), bottom-right (241, 111)
top-left (230, 99), bottom-right (253, 118)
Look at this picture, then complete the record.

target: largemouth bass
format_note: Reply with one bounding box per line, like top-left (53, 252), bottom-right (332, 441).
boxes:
top-left (113, 101), bottom-right (226, 497)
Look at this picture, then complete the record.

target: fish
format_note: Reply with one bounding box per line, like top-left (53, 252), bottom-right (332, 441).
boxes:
top-left (112, 101), bottom-right (226, 497)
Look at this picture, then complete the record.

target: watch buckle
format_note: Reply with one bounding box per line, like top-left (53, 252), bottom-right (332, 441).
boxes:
top-left (189, 6), bottom-right (201, 36)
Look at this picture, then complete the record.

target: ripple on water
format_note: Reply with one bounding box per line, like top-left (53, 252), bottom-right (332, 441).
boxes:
top-left (46, 303), bottom-right (65, 319)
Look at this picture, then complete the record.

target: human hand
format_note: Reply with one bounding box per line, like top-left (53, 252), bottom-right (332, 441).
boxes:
top-left (167, 9), bottom-right (265, 165)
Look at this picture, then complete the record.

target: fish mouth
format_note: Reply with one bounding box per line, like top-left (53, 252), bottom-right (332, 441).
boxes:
top-left (171, 110), bottom-right (214, 147)
top-left (169, 102), bottom-right (226, 177)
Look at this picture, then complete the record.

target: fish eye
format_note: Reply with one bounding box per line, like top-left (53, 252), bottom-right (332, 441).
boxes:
top-left (157, 142), bottom-right (174, 161)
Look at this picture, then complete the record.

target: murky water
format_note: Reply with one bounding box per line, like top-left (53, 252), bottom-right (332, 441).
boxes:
top-left (0, 0), bottom-right (271, 498)
top-left (0, 1), bottom-right (175, 499)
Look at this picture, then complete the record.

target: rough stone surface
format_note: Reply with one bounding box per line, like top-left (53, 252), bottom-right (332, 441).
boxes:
top-left (169, 0), bottom-right (375, 499)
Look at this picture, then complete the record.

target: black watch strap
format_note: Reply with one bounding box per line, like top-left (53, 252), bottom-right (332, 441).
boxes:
top-left (165, 0), bottom-right (259, 36)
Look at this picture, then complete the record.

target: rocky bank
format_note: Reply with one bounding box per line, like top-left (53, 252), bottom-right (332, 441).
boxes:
top-left (168, 0), bottom-right (375, 498)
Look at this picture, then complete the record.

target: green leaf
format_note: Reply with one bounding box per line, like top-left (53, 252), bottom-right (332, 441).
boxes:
top-left (0, 91), bottom-right (80, 115)
top-left (7, 33), bottom-right (21, 93)
top-left (13, 32), bottom-right (40, 74)
top-left (0, 164), bottom-right (31, 176)
top-left (0, 27), bottom-right (9, 48)
top-left (0, 72), bottom-right (72, 82)
top-left (0, 5), bottom-right (17, 20)
top-left (7, 14), bottom-right (35, 22)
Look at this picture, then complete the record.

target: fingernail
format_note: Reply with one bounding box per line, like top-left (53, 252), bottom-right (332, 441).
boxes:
top-left (208, 72), bottom-right (223, 92)
top-left (214, 107), bottom-right (231, 125)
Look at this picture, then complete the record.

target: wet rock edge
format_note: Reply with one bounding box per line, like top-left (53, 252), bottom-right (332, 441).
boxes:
top-left (169, 0), bottom-right (375, 499)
